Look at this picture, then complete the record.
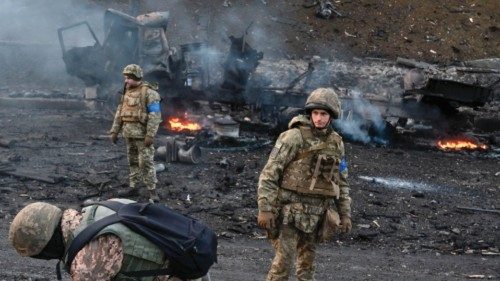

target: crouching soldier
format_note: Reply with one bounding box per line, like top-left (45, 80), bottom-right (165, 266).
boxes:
top-left (9, 200), bottom-right (203, 281)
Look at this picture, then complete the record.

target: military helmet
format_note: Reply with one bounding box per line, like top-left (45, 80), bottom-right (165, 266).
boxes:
top-left (304, 87), bottom-right (341, 119)
top-left (9, 202), bottom-right (62, 257)
top-left (122, 64), bottom-right (143, 79)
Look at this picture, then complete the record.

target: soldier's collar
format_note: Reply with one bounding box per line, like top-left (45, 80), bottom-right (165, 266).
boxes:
top-left (128, 82), bottom-right (143, 90)
top-left (310, 125), bottom-right (331, 137)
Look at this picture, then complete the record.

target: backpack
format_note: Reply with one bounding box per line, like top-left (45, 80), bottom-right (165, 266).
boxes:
top-left (63, 200), bottom-right (218, 280)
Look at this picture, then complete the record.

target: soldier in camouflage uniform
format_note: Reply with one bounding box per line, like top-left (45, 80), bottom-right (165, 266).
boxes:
top-left (9, 200), bottom-right (202, 281)
top-left (257, 88), bottom-right (352, 281)
top-left (110, 64), bottom-right (163, 203)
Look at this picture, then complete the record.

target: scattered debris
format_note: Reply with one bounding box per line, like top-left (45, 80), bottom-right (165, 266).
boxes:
top-left (456, 206), bottom-right (500, 215)
top-left (0, 167), bottom-right (60, 184)
top-left (0, 137), bottom-right (16, 148)
top-left (464, 275), bottom-right (486, 279)
top-left (154, 163), bottom-right (166, 173)
top-left (344, 30), bottom-right (357, 37)
top-left (156, 137), bottom-right (202, 164)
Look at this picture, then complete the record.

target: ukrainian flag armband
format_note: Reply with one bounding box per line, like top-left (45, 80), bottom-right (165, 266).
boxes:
top-left (147, 102), bottom-right (161, 113)
top-left (339, 158), bottom-right (348, 173)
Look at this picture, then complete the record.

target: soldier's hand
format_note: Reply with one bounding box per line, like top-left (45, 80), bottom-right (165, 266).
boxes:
top-left (339, 216), bottom-right (352, 233)
top-left (257, 211), bottom-right (275, 230)
top-left (144, 136), bottom-right (154, 146)
top-left (110, 133), bottom-right (118, 144)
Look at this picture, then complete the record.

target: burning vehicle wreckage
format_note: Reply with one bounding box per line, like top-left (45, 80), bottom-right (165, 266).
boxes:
top-left (58, 8), bottom-right (500, 155)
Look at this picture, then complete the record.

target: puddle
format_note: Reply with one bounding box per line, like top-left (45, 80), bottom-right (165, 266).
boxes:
top-left (358, 175), bottom-right (444, 192)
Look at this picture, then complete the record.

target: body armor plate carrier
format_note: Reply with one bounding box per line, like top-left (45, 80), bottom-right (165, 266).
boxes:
top-left (280, 126), bottom-right (342, 198)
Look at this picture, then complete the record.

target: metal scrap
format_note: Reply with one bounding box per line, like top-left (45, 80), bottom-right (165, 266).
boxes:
top-left (316, 1), bottom-right (342, 19)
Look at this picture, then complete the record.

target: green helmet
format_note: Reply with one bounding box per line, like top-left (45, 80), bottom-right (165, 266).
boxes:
top-left (304, 87), bottom-right (341, 119)
top-left (122, 64), bottom-right (143, 79)
top-left (9, 202), bottom-right (62, 257)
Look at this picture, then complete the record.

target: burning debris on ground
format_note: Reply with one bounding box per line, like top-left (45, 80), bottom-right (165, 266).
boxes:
top-left (0, 0), bottom-right (499, 280)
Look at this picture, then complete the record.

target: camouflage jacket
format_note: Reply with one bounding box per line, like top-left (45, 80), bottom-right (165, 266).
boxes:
top-left (61, 209), bottom-right (174, 281)
top-left (258, 115), bottom-right (351, 221)
top-left (110, 82), bottom-right (163, 139)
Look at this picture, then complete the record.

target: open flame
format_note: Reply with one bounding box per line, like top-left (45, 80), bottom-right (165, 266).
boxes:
top-left (166, 116), bottom-right (201, 132)
top-left (436, 136), bottom-right (488, 151)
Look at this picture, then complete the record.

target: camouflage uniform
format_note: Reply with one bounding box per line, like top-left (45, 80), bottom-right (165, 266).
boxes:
top-left (62, 208), bottom-right (194, 281)
top-left (110, 81), bottom-right (163, 192)
top-left (61, 209), bottom-right (128, 280)
top-left (9, 201), bottom-right (200, 281)
top-left (258, 114), bottom-right (351, 281)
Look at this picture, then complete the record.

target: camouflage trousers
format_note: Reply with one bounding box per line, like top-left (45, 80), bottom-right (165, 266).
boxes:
top-left (266, 224), bottom-right (317, 281)
top-left (125, 138), bottom-right (157, 190)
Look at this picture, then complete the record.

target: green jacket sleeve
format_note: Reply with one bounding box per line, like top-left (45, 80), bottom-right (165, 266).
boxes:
top-left (109, 103), bottom-right (123, 134)
top-left (257, 129), bottom-right (302, 212)
top-left (145, 89), bottom-right (163, 138)
top-left (335, 140), bottom-right (352, 217)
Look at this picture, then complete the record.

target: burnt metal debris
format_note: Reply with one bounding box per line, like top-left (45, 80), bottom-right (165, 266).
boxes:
top-left (316, 1), bottom-right (342, 19)
top-left (400, 57), bottom-right (500, 110)
top-left (155, 137), bottom-right (202, 164)
top-left (57, 8), bottom-right (500, 135)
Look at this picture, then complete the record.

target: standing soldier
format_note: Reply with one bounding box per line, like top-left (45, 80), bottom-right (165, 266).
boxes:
top-left (110, 64), bottom-right (162, 203)
top-left (257, 87), bottom-right (352, 281)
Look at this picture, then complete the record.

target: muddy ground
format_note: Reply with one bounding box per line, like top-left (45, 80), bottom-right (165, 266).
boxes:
top-left (0, 0), bottom-right (499, 280)
top-left (0, 96), bottom-right (498, 280)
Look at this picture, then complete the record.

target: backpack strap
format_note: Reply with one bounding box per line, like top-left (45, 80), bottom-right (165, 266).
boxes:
top-left (65, 201), bottom-right (178, 279)
top-left (95, 200), bottom-right (125, 212)
top-left (119, 268), bottom-right (175, 278)
top-left (65, 201), bottom-right (125, 271)
top-left (64, 212), bottom-right (122, 270)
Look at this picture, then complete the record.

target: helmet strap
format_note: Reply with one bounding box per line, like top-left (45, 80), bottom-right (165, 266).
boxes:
top-left (31, 222), bottom-right (65, 260)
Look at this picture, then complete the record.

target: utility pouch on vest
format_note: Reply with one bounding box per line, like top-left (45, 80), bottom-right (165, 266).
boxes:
top-left (309, 153), bottom-right (340, 199)
top-left (120, 85), bottom-right (149, 124)
top-left (280, 126), bottom-right (342, 198)
top-left (282, 203), bottom-right (324, 234)
top-left (318, 208), bottom-right (340, 243)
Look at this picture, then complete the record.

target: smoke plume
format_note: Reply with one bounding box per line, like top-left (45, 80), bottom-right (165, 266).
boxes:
top-left (0, 0), bottom-right (104, 88)
top-left (334, 89), bottom-right (389, 145)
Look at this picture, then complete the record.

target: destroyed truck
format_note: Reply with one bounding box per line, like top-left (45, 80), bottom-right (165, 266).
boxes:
top-left (58, 8), bottom-right (262, 110)
top-left (58, 8), bottom-right (500, 138)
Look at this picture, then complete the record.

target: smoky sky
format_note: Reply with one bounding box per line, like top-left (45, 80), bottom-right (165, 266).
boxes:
top-left (0, 0), bottom-right (297, 88)
top-left (141, 0), bottom-right (312, 59)
top-left (0, 0), bottom-right (104, 87)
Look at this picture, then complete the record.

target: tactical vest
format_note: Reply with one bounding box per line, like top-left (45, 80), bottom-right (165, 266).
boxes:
top-left (64, 200), bottom-right (165, 281)
top-left (120, 84), bottom-right (150, 124)
top-left (281, 126), bottom-right (343, 198)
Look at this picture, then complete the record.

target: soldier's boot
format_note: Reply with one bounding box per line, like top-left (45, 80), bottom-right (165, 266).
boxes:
top-left (117, 186), bottom-right (140, 197)
top-left (148, 189), bottom-right (160, 203)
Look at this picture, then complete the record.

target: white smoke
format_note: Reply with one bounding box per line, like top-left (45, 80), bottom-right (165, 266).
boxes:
top-left (358, 175), bottom-right (442, 192)
top-left (334, 89), bottom-right (389, 145)
top-left (0, 0), bottom-right (104, 87)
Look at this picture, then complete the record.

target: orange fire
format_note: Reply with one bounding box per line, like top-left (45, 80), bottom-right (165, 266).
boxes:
top-left (436, 136), bottom-right (488, 151)
top-left (167, 116), bottom-right (201, 132)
